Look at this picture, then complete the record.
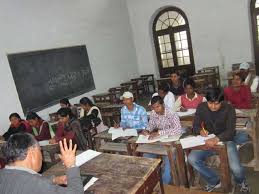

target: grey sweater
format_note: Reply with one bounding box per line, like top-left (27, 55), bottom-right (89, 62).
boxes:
top-left (0, 166), bottom-right (84, 194)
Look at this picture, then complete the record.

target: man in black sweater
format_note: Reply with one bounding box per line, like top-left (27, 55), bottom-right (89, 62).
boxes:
top-left (188, 88), bottom-right (250, 193)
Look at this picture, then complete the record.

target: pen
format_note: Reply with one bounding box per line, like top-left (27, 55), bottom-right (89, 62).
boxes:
top-left (201, 121), bottom-right (208, 134)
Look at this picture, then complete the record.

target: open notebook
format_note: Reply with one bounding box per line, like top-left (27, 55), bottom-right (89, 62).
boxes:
top-left (136, 134), bottom-right (181, 143)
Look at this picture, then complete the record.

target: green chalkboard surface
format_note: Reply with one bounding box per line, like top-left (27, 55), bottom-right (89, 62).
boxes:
top-left (8, 45), bottom-right (95, 113)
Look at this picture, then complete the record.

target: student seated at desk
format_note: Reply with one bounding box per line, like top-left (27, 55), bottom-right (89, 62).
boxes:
top-left (224, 72), bottom-right (252, 109)
top-left (1, 113), bottom-right (31, 141)
top-left (0, 133), bottom-right (84, 194)
top-left (79, 97), bottom-right (107, 133)
top-left (60, 98), bottom-right (78, 118)
top-left (143, 96), bottom-right (182, 184)
top-left (169, 71), bottom-right (184, 96)
top-left (49, 108), bottom-right (87, 150)
top-left (150, 83), bottom-right (175, 110)
top-left (115, 91), bottom-right (148, 131)
top-left (26, 112), bottom-right (53, 141)
top-left (188, 88), bottom-right (250, 193)
top-left (173, 78), bottom-right (206, 112)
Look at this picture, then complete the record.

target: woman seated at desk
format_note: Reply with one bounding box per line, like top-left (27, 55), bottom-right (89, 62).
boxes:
top-left (26, 112), bottom-right (53, 141)
top-left (224, 72), bottom-right (252, 109)
top-left (49, 107), bottom-right (87, 150)
top-left (1, 113), bottom-right (31, 141)
top-left (173, 78), bottom-right (206, 112)
top-left (79, 97), bottom-right (107, 133)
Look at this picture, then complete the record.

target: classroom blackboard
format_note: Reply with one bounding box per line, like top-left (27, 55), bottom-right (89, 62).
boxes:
top-left (8, 45), bottom-right (95, 113)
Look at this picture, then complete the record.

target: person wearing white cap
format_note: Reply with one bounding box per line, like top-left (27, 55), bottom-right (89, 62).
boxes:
top-left (114, 91), bottom-right (148, 131)
top-left (239, 62), bottom-right (259, 92)
top-left (239, 62), bottom-right (251, 86)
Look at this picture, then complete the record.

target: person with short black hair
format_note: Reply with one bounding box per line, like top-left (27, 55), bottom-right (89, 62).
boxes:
top-left (150, 83), bottom-right (175, 109)
top-left (169, 71), bottom-right (184, 96)
top-left (188, 87), bottom-right (250, 193)
top-left (0, 133), bottom-right (83, 194)
top-left (49, 108), bottom-right (87, 150)
top-left (224, 73), bottom-right (252, 109)
top-left (1, 113), bottom-right (31, 141)
top-left (60, 98), bottom-right (78, 118)
top-left (26, 112), bottom-right (53, 141)
top-left (79, 97), bottom-right (107, 133)
top-left (173, 78), bottom-right (206, 112)
top-left (142, 95), bottom-right (182, 184)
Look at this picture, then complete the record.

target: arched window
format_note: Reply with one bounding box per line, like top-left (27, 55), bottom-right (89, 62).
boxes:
top-left (153, 7), bottom-right (195, 77)
top-left (251, 0), bottom-right (259, 74)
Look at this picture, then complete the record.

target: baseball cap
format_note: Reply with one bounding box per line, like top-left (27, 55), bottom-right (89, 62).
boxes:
top-left (120, 91), bottom-right (133, 99)
top-left (239, 62), bottom-right (250, 70)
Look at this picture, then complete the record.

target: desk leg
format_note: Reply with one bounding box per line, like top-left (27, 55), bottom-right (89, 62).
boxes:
top-left (166, 146), bottom-right (180, 186)
top-left (175, 144), bottom-right (189, 187)
top-left (219, 146), bottom-right (231, 193)
top-left (95, 137), bottom-right (101, 151)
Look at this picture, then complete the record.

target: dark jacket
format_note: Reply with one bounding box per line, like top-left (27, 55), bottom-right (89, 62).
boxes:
top-left (193, 102), bottom-right (236, 141)
top-left (0, 167), bottom-right (83, 194)
top-left (55, 118), bottom-right (88, 150)
top-left (3, 121), bottom-right (32, 141)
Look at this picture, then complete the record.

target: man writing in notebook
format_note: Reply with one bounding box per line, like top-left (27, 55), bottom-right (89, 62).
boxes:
top-left (188, 88), bottom-right (250, 193)
top-left (142, 96), bottom-right (182, 184)
top-left (114, 91), bottom-right (148, 132)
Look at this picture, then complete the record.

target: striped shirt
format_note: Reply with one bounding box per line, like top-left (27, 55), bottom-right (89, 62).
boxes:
top-left (120, 103), bottom-right (148, 130)
top-left (147, 108), bottom-right (182, 136)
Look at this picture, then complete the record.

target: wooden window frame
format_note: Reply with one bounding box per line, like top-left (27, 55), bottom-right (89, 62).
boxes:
top-left (153, 7), bottom-right (195, 78)
top-left (251, 0), bottom-right (259, 74)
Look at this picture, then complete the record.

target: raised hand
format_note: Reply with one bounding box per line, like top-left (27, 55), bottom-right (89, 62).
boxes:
top-left (58, 139), bottom-right (77, 168)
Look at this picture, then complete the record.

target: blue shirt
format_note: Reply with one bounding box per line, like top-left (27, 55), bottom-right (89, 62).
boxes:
top-left (120, 103), bottom-right (148, 130)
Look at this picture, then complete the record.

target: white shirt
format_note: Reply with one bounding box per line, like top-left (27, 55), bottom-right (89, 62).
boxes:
top-left (150, 91), bottom-right (175, 110)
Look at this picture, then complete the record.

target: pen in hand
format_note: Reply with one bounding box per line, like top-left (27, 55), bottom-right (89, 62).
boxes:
top-left (200, 121), bottom-right (208, 137)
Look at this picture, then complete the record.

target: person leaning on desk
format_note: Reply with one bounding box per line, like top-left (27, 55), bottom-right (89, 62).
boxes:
top-left (0, 133), bottom-right (84, 194)
top-left (187, 87), bottom-right (250, 193)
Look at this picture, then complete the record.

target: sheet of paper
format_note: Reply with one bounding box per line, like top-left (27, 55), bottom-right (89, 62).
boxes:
top-left (110, 128), bottom-right (138, 140)
top-left (180, 134), bottom-right (216, 149)
top-left (84, 177), bottom-right (98, 191)
top-left (108, 127), bottom-right (123, 133)
top-left (160, 134), bottom-right (182, 142)
top-left (38, 140), bottom-right (50, 146)
top-left (176, 109), bottom-right (196, 117)
top-left (76, 150), bottom-right (101, 167)
top-left (136, 134), bottom-right (168, 143)
top-left (235, 109), bottom-right (243, 114)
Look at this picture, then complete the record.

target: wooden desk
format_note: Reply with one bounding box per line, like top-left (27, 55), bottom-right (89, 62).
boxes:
top-left (156, 77), bottom-right (170, 87)
top-left (141, 74), bottom-right (156, 93)
top-left (43, 153), bottom-right (164, 194)
top-left (128, 137), bottom-right (188, 188)
top-left (236, 108), bottom-right (259, 171)
top-left (41, 143), bottom-right (60, 163)
top-left (184, 144), bottom-right (231, 193)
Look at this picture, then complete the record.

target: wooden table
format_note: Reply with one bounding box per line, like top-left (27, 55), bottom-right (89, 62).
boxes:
top-left (184, 144), bottom-right (231, 193)
top-left (236, 108), bottom-right (259, 171)
top-left (43, 153), bottom-right (164, 194)
top-left (41, 143), bottom-right (60, 163)
top-left (128, 137), bottom-right (189, 188)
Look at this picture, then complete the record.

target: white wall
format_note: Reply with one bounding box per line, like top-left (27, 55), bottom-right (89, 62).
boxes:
top-left (0, 0), bottom-right (138, 134)
top-left (126, 0), bottom-right (254, 82)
